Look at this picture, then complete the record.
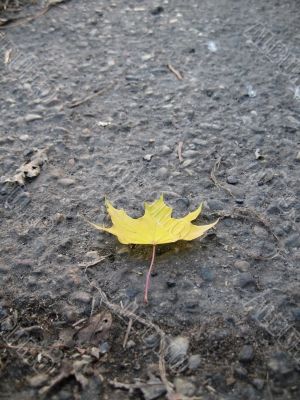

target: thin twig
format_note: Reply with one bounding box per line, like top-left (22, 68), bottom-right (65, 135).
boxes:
top-left (67, 84), bottom-right (114, 109)
top-left (78, 255), bottom-right (110, 270)
top-left (177, 141), bottom-right (184, 163)
top-left (167, 64), bottom-right (183, 80)
top-left (122, 318), bottom-right (133, 349)
top-left (210, 157), bottom-right (234, 198)
top-left (90, 296), bottom-right (95, 317)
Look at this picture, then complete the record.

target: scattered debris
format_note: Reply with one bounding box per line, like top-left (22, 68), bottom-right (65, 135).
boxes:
top-left (39, 358), bottom-right (92, 395)
top-left (0, 0), bottom-right (72, 29)
top-left (109, 373), bottom-right (167, 400)
top-left (3, 148), bottom-right (48, 186)
top-left (15, 325), bottom-right (43, 339)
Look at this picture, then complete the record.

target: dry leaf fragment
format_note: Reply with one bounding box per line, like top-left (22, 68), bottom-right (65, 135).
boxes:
top-left (88, 195), bottom-right (218, 303)
top-left (4, 148), bottom-right (48, 186)
top-left (75, 312), bottom-right (112, 345)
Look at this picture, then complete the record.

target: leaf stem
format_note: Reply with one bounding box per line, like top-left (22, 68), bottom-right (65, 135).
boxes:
top-left (144, 244), bottom-right (156, 304)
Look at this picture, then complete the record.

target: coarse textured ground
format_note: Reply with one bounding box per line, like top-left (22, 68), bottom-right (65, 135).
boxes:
top-left (0, 0), bottom-right (300, 399)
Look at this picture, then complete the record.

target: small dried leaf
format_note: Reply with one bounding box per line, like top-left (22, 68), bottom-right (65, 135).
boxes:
top-left (58, 327), bottom-right (75, 348)
top-left (4, 148), bottom-right (48, 186)
top-left (75, 312), bottom-right (112, 345)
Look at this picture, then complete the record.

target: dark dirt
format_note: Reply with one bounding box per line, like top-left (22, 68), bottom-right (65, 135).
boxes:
top-left (0, 0), bottom-right (300, 399)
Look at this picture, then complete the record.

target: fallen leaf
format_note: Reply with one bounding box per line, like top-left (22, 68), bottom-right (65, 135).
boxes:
top-left (88, 195), bottom-right (218, 303)
top-left (88, 194), bottom-right (218, 245)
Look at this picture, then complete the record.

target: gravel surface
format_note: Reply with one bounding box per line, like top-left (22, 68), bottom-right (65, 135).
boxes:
top-left (0, 0), bottom-right (299, 399)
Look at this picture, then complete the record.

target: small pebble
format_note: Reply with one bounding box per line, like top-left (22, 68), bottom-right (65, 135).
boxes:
top-left (253, 226), bottom-right (268, 238)
top-left (267, 352), bottom-right (295, 381)
top-left (234, 260), bottom-right (250, 272)
top-left (57, 178), bottom-right (76, 187)
top-left (99, 341), bottom-right (110, 354)
top-left (236, 272), bottom-right (256, 289)
top-left (126, 340), bottom-right (136, 349)
top-left (160, 145), bottom-right (172, 155)
top-left (19, 134), bottom-right (29, 141)
top-left (166, 280), bottom-right (176, 288)
top-left (144, 334), bottom-right (160, 349)
top-left (174, 378), bottom-right (196, 396)
top-left (0, 306), bottom-right (7, 319)
top-left (156, 167), bottom-right (169, 178)
top-left (28, 373), bottom-right (48, 388)
top-left (24, 113), bottom-right (42, 122)
top-left (239, 345), bottom-right (255, 363)
top-left (252, 378), bottom-right (264, 390)
top-left (150, 6), bottom-right (164, 15)
top-left (54, 213), bottom-right (65, 224)
top-left (1, 317), bottom-right (14, 331)
top-left (143, 154), bottom-right (153, 161)
top-left (14, 259), bottom-right (33, 272)
top-left (0, 265), bottom-right (9, 273)
top-left (70, 291), bottom-right (91, 304)
top-left (200, 267), bottom-right (215, 282)
top-left (167, 336), bottom-right (189, 363)
top-left (188, 354), bottom-right (201, 370)
top-left (175, 197), bottom-right (190, 209)
top-left (227, 175), bottom-right (238, 185)
top-left (284, 233), bottom-right (300, 249)
top-left (235, 198), bottom-right (244, 204)
top-left (234, 366), bottom-right (248, 380)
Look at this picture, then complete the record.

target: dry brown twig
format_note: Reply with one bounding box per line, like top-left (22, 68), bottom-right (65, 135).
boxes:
top-left (167, 64), bottom-right (184, 80)
top-left (210, 157), bottom-right (234, 198)
top-left (122, 318), bottom-right (133, 349)
top-left (67, 84), bottom-right (115, 109)
top-left (78, 255), bottom-right (111, 271)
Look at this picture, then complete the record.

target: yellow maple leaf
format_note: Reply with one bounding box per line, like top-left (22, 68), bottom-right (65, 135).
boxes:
top-left (88, 195), bottom-right (218, 303)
